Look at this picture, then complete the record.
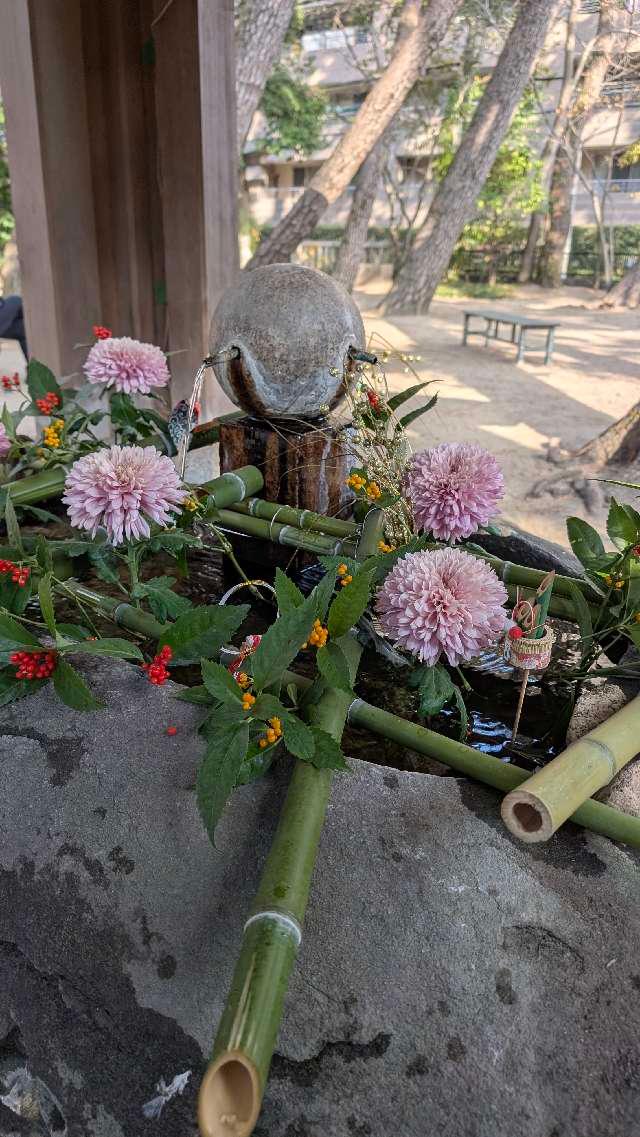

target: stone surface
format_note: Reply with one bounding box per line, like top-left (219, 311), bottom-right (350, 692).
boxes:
top-left (1, 657), bottom-right (640, 1137)
top-left (208, 264), bottom-right (365, 418)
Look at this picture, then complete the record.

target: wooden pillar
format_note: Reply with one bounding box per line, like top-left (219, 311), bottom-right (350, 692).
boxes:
top-left (153, 0), bottom-right (239, 408)
top-left (0, 0), bottom-right (102, 377)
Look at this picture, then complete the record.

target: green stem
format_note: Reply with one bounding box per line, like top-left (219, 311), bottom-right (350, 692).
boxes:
top-left (127, 546), bottom-right (140, 605)
top-left (198, 636), bottom-right (362, 1137)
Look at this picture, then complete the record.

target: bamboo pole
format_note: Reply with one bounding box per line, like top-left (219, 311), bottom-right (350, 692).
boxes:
top-left (216, 508), bottom-right (358, 558)
top-left (229, 498), bottom-right (359, 540)
top-left (198, 635), bottom-right (362, 1137)
top-left (0, 412), bottom-right (246, 506)
top-left (501, 693), bottom-right (640, 843)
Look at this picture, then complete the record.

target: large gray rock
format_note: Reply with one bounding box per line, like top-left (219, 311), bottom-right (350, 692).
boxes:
top-left (208, 264), bottom-right (365, 418)
top-left (472, 527), bottom-right (583, 577)
top-left (1, 657), bottom-right (639, 1137)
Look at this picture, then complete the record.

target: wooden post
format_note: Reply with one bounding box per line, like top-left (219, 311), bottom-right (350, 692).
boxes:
top-left (0, 0), bottom-right (102, 377)
top-left (153, 0), bottom-right (239, 408)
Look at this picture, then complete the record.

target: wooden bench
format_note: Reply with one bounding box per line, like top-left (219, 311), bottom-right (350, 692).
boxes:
top-left (462, 309), bottom-right (559, 365)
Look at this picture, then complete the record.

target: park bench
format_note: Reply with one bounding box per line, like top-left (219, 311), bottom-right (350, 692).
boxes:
top-left (462, 308), bottom-right (559, 365)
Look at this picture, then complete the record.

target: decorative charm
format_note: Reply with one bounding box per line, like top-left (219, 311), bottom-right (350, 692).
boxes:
top-left (505, 571), bottom-right (556, 741)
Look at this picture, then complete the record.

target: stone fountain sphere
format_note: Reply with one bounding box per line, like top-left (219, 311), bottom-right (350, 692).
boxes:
top-left (208, 263), bottom-right (366, 418)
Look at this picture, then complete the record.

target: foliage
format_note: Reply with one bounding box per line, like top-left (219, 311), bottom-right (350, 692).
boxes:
top-left (258, 64), bottom-right (326, 156)
top-left (0, 100), bottom-right (14, 255)
top-left (434, 79), bottom-right (544, 254)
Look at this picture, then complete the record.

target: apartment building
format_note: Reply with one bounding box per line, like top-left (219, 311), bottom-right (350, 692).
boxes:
top-left (244, 1), bottom-right (640, 261)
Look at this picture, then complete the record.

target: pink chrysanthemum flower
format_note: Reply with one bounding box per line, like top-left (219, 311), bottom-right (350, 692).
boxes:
top-left (0, 423), bottom-right (10, 458)
top-left (404, 443), bottom-right (504, 541)
top-left (84, 336), bottom-right (169, 395)
top-left (63, 444), bottom-right (186, 545)
top-left (376, 547), bottom-right (507, 666)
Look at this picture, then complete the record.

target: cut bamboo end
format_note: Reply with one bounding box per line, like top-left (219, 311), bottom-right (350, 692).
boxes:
top-left (198, 1050), bottom-right (261, 1137)
top-left (500, 789), bottom-right (554, 843)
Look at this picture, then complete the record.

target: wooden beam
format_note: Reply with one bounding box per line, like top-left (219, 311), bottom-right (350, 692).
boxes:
top-left (0, 0), bottom-right (102, 377)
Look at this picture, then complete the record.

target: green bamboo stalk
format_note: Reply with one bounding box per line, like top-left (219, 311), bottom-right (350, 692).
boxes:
top-left (216, 508), bottom-right (357, 558)
top-left (0, 413), bottom-right (246, 506)
top-left (501, 693), bottom-right (640, 843)
top-left (58, 581), bottom-right (166, 638)
top-left (274, 671), bottom-right (640, 848)
top-left (198, 635), bottom-right (362, 1137)
top-left (229, 498), bottom-right (359, 540)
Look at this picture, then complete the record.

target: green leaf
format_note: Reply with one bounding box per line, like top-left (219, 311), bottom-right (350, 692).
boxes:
top-left (409, 663), bottom-right (456, 717)
top-left (398, 395), bottom-right (438, 429)
top-left (0, 670), bottom-right (46, 707)
top-left (175, 684), bottom-right (214, 705)
top-left (607, 497), bottom-right (640, 551)
top-left (158, 604), bottom-right (249, 665)
top-left (307, 726), bottom-right (349, 771)
top-left (56, 623), bottom-right (92, 640)
top-left (1, 403), bottom-right (16, 441)
top-left (148, 530), bottom-right (201, 557)
top-left (37, 573), bottom-right (56, 637)
top-left (387, 381), bottom-right (433, 412)
top-left (0, 611), bottom-right (40, 651)
top-left (236, 743), bottom-right (277, 785)
top-left (35, 535), bottom-right (53, 574)
top-left (566, 581), bottom-right (593, 659)
top-left (53, 657), bottom-right (103, 710)
top-left (250, 594), bottom-right (317, 691)
top-left (87, 547), bottom-right (122, 588)
top-left (316, 639), bottom-right (353, 693)
top-left (452, 686), bottom-right (468, 742)
top-left (327, 565), bottom-right (374, 639)
top-left (251, 692), bottom-right (315, 761)
top-left (274, 567), bottom-right (305, 613)
top-left (23, 505), bottom-right (61, 525)
top-left (196, 721), bottom-right (250, 844)
top-left (131, 575), bottom-right (192, 622)
top-left (312, 565), bottom-right (338, 622)
top-left (0, 571), bottom-right (32, 617)
top-left (201, 658), bottom-right (244, 705)
top-left (26, 359), bottom-right (62, 404)
top-left (63, 637), bottom-right (144, 661)
top-left (4, 492), bottom-right (22, 553)
top-left (567, 516), bottom-right (606, 567)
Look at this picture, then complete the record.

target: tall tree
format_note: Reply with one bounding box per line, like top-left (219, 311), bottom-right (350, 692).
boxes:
top-left (518, 0), bottom-right (582, 283)
top-left (333, 136), bottom-right (388, 293)
top-left (538, 0), bottom-right (619, 288)
top-left (384, 0), bottom-right (559, 314)
top-left (247, 0), bottom-right (464, 270)
top-left (600, 261), bottom-right (640, 309)
top-left (235, 0), bottom-right (297, 155)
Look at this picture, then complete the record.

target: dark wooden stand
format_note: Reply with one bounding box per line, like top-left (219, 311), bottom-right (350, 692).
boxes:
top-left (219, 416), bottom-right (353, 569)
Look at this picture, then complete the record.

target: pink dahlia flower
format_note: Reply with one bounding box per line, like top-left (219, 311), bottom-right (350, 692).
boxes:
top-left (63, 444), bottom-right (186, 545)
top-left (84, 336), bottom-right (169, 395)
top-left (404, 443), bottom-right (504, 541)
top-left (0, 423), bottom-right (10, 458)
top-left (376, 547), bottom-right (507, 666)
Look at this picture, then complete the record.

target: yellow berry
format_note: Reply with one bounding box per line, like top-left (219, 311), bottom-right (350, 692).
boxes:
top-left (635, 612), bottom-right (640, 624)
top-left (604, 574), bottom-right (613, 585)
top-left (615, 580), bottom-right (624, 590)
top-left (259, 738), bottom-right (267, 749)
top-left (184, 497), bottom-right (198, 512)
top-left (337, 564), bottom-right (348, 575)
top-left (266, 729), bottom-right (276, 743)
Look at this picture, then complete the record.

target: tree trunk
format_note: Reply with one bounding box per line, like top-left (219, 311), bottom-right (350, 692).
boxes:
top-left (235, 0), bottom-right (296, 155)
top-left (384, 0), bottom-right (559, 315)
top-left (246, 0), bottom-right (463, 270)
top-left (538, 0), bottom-right (618, 288)
top-left (600, 263), bottom-right (640, 309)
top-left (574, 399), bottom-right (640, 466)
top-left (333, 137), bottom-right (388, 293)
top-left (518, 0), bottom-right (581, 284)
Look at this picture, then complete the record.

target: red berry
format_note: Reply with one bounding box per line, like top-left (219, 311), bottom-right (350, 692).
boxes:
top-left (508, 626), bottom-right (524, 640)
top-left (92, 325), bottom-right (112, 340)
top-left (166, 726), bottom-right (177, 736)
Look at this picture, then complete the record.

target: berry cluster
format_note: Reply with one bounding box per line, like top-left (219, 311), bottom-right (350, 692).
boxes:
top-left (346, 472), bottom-right (381, 500)
top-left (242, 690), bottom-right (256, 712)
top-left (337, 563), bottom-right (353, 588)
top-left (43, 419), bottom-right (64, 448)
top-left (10, 650), bottom-right (57, 680)
top-left (36, 391), bottom-right (61, 414)
top-left (142, 644), bottom-right (173, 685)
top-left (377, 540), bottom-right (395, 554)
top-left (258, 715), bottom-right (282, 749)
top-left (0, 560), bottom-right (30, 586)
top-left (604, 573), bottom-right (625, 591)
top-left (92, 325), bottom-right (112, 340)
top-left (183, 497), bottom-right (199, 512)
top-left (1, 372), bottom-right (20, 391)
top-left (302, 619), bottom-right (328, 650)
top-left (235, 671), bottom-right (251, 689)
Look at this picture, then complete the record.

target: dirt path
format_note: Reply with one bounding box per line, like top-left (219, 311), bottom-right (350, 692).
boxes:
top-left (358, 282), bottom-right (640, 547)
